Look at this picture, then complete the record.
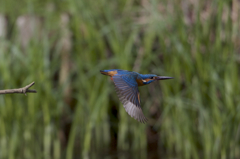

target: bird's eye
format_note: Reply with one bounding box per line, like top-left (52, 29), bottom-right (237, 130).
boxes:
top-left (150, 77), bottom-right (154, 79)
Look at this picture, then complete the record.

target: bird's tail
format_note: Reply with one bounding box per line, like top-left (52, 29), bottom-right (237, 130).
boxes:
top-left (100, 70), bottom-right (117, 77)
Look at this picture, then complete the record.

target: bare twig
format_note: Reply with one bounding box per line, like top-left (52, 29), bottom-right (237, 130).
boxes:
top-left (0, 82), bottom-right (37, 96)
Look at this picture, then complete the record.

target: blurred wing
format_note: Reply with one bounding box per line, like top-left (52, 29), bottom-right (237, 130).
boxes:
top-left (112, 75), bottom-right (148, 123)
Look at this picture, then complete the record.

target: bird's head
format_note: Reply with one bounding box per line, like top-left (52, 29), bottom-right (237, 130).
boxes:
top-left (140, 74), bottom-right (173, 85)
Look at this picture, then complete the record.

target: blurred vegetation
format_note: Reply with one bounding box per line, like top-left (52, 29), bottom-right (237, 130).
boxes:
top-left (0, 0), bottom-right (240, 158)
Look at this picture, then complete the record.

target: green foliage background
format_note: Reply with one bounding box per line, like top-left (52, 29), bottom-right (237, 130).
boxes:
top-left (0, 0), bottom-right (240, 158)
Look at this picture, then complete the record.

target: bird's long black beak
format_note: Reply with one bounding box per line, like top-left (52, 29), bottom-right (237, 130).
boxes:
top-left (155, 76), bottom-right (173, 80)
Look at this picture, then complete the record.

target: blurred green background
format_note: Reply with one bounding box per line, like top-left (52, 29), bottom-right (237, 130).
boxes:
top-left (0, 0), bottom-right (240, 158)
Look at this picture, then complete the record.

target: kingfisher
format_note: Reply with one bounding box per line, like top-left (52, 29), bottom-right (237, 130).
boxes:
top-left (100, 69), bottom-right (173, 123)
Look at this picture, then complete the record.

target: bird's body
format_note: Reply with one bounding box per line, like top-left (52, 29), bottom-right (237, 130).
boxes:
top-left (100, 69), bottom-right (173, 123)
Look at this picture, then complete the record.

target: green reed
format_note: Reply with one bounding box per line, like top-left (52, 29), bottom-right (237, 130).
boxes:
top-left (0, 0), bottom-right (239, 159)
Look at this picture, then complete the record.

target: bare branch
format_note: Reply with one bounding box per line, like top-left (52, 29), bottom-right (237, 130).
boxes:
top-left (0, 82), bottom-right (37, 96)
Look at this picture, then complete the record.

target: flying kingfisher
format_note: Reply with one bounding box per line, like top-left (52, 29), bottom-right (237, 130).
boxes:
top-left (100, 69), bottom-right (173, 123)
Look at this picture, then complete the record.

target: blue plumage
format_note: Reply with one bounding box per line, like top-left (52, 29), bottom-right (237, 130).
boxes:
top-left (100, 69), bottom-right (173, 123)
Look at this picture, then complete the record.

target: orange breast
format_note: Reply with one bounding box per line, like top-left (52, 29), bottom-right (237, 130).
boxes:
top-left (136, 79), bottom-right (144, 86)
